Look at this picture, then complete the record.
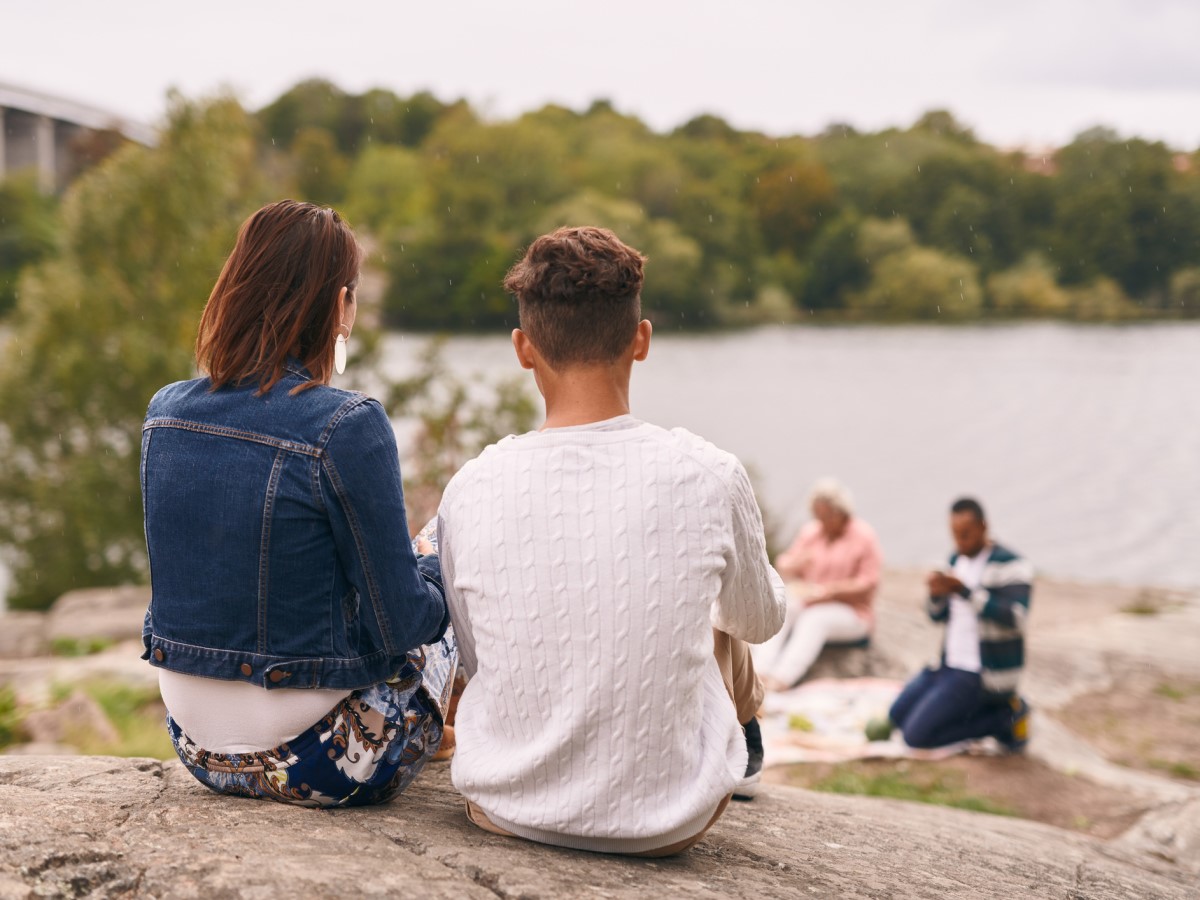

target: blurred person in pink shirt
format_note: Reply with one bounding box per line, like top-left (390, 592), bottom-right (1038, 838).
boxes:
top-left (755, 479), bottom-right (882, 691)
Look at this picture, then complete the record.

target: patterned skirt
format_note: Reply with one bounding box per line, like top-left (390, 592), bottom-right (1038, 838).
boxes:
top-left (169, 632), bottom-right (457, 808)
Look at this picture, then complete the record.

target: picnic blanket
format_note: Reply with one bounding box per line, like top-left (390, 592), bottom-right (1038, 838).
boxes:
top-left (761, 677), bottom-right (1004, 766)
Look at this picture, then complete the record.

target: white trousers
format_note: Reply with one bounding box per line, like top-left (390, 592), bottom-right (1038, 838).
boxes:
top-left (753, 601), bottom-right (870, 688)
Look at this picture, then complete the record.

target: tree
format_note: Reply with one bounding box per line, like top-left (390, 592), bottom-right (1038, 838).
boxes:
top-left (1169, 267), bottom-right (1200, 317)
top-left (0, 95), bottom-right (268, 609)
top-left (986, 255), bottom-right (1070, 316)
top-left (798, 210), bottom-right (868, 311)
top-left (752, 160), bottom-right (838, 256)
top-left (0, 175), bottom-right (58, 316)
top-left (850, 245), bottom-right (983, 319)
top-left (341, 145), bottom-right (427, 234)
top-left (290, 126), bottom-right (349, 206)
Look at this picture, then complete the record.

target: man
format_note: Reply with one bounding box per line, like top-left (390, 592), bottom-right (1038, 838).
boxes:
top-left (437, 226), bottom-right (786, 855)
top-left (871, 498), bottom-right (1032, 750)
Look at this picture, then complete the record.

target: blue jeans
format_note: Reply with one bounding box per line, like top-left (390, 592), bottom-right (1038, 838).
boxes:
top-left (888, 666), bottom-right (1015, 749)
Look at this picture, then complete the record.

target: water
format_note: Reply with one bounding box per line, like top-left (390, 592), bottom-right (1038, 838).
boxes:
top-left (382, 323), bottom-right (1200, 589)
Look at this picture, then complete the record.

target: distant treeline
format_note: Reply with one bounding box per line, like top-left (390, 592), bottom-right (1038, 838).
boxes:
top-left (258, 80), bottom-right (1200, 327)
top-left (3, 79), bottom-right (1200, 327)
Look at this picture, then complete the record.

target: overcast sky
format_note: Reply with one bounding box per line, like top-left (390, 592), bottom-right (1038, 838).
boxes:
top-left (4, 0), bottom-right (1200, 148)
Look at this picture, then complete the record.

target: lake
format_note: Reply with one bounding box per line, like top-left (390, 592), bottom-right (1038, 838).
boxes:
top-left (381, 322), bottom-right (1200, 590)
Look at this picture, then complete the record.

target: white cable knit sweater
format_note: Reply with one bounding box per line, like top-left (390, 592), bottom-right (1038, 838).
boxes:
top-left (437, 416), bottom-right (787, 853)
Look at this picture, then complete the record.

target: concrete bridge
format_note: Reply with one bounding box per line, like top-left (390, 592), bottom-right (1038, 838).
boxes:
top-left (0, 82), bottom-right (154, 192)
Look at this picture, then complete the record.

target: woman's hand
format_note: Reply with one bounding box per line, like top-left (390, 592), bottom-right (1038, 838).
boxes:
top-left (415, 536), bottom-right (434, 556)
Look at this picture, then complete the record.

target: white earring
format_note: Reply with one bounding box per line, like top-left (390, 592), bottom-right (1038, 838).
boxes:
top-left (334, 325), bottom-right (350, 375)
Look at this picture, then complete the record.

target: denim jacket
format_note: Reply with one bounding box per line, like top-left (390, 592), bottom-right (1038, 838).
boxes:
top-left (140, 360), bottom-right (448, 691)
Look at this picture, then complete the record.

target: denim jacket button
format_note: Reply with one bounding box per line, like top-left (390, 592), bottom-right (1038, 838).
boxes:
top-left (240, 663), bottom-right (253, 676)
top-left (152, 648), bottom-right (164, 662)
top-left (268, 670), bottom-right (285, 683)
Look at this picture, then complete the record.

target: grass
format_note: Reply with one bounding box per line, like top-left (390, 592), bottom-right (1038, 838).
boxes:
top-left (808, 764), bottom-right (1015, 817)
top-left (50, 636), bottom-right (115, 657)
top-left (1153, 682), bottom-right (1200, 702)
top-left (0, 686), bottom-right (23, 750)
top-left (1148, 759), bottom-right (1200, 781)
top-left (1120, 590), bottom-right (1182, 617)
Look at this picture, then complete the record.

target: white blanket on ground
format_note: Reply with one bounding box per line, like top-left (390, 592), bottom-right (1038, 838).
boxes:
top-left (761, 677), bottom-right (1004, 765)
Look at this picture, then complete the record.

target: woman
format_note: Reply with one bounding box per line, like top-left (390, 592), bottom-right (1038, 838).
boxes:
top-left (754, 478), bottom-right (881, 690)
top-left (141, 200), bottom-right (454, 807)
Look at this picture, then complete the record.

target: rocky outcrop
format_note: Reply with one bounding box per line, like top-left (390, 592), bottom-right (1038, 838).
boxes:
top-left (46, 586), bottom-right (149, 646)
top-left (0, 612), bottom-right (49, 660)
top-left (0, 755), bottom-right (1193, 899)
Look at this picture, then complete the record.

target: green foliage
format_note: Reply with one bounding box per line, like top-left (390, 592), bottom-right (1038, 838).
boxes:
top-left (257, 80), bottom-right (459, 154)
top-left (342, 145), bottom-right (426, 233)
top-left (851, 244), bottom-right (983, 319)
top-left (1149, 759), bottom-right (1200, 781)
top-left (799, 211), bottom-right (868, 311)
top-left (0, 94), bottom-right (270, 610)
top-left (50, 636), bottom-right (114, 657)
top-left (251, 84), bottom-right (1200, 327)
top-left (1169, 267), bottom-right (1200, 317)
top-left (383, 340), bottom-right (537, 530)
top-left (1065, 277), bottom-right (1139, 321)
top-left (290, 126), bottom-right (349, 206)
top-left (0, 686), bottom-right (23, 750)
top-left (987, 255), bottom-right (1070, 316)
top-left (0, 175), bottom-right (59, 316)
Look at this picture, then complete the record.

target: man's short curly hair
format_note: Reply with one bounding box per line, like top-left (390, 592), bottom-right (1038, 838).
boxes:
top-left (503, 226), bottom-right (646, 369)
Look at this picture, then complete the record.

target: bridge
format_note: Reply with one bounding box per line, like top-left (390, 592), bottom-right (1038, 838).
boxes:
top-left (0, 81), bottom-right (155, 192)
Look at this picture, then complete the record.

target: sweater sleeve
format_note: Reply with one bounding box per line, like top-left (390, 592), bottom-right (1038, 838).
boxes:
top-left (711, 460), bottom-right (788, 644)
top-left (437, 496), bottom-right (478, 679)
top-left (966, 555), bottom-right (1033, 632)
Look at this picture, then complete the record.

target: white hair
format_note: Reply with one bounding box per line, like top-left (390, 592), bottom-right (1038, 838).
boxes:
top-left (809, 477), bottom-right (854, 517)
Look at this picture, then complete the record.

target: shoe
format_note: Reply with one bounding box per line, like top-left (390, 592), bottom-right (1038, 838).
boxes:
top-left (733, 717), bottom-right (764, 801)
top-left (1001, 696), bottom-right (1031, 753)
top-left (864, 716), bottom-right (894, 742)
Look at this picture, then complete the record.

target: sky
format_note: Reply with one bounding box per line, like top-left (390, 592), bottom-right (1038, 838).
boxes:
top-left (3, 0), bottom-right (1200, 149)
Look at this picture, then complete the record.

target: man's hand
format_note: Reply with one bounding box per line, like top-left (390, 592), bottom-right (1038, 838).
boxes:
top-left (415, 536), bottom-right (434, 556)
top-left (927, 571), bottom-right (965, 596)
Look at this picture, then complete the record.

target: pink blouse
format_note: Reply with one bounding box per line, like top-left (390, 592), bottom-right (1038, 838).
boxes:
top-left (774, 518), bottom-right (882, 624)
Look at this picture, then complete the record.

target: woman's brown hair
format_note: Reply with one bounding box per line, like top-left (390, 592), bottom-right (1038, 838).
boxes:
top-left (196, 200), bottom-right (362, 393)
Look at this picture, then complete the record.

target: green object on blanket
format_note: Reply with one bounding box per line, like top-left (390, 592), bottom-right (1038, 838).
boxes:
top-left (864, 716), bottom-right (894, 742)
top-left (788, 713), bottom-right (815, 732)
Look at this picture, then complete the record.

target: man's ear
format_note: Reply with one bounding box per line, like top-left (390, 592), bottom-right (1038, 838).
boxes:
top-left (632, 319), bottom-right (653, 362)
top-left (512, 329), bottom-right (537, 370)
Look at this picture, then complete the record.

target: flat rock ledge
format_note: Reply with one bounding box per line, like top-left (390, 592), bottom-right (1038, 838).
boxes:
top-left (0, 756), bottom-right (1192, 900)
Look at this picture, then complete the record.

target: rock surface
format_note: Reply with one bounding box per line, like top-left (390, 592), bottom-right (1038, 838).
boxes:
top-left (0, 612), bottom-right (49, 660)
top-left (1115, 798), bottom-right (1200, 878)
top-left (46, 586), bottom-right (149, 645)
top-left (20, 692), bottom-right (119, 747)
top-left (0, 755), bottom-right (1193, 899)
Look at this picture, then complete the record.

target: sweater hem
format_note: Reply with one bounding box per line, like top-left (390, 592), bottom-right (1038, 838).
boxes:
top-left (477, 799), bottom-right (723, 854)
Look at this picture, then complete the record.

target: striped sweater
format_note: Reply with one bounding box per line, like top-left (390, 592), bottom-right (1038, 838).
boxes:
top-left (928, 543), bottom-right (1032, 696)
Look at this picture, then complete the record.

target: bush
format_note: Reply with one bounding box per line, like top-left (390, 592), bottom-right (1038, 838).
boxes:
top-left (1169, 267), bottom-right (1200, 318)
top-left (850, 245), bottom-right (983, 319)
top-left (987, 255), bottom-right (1070, 316)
